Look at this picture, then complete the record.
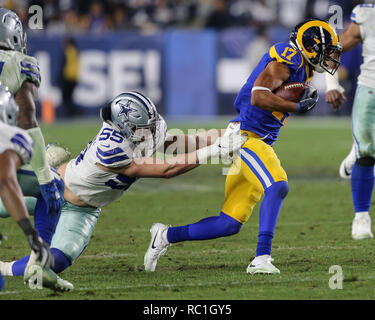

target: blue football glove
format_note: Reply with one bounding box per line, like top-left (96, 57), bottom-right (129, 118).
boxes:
top-left (39, 177), bottom-right (65, 216)
top-left (296, 87), bottom-right (319, 113)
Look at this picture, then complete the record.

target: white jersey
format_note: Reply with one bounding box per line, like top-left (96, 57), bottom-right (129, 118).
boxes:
top-left (65, 119), bottom-right (167, 208)
top-left (351, 4), bottom-right (375, 89)
top-left (0, 122), bottom-right (33, 165)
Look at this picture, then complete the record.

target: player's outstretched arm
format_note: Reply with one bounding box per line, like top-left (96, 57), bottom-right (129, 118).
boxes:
top-left (162, 129), bottom-right (226, 155)
top-left (97, 134), bottom-right (246, 179)
top-left (325, 22), bottom-right (361, 110)
top-left (15, 81), bottom-right (64, 216)
top-left (0, 150), bottom-right (54, 269)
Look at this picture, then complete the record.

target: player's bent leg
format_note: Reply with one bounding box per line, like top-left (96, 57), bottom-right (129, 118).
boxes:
top-left (339, 143), bottom-right (357, 179)
top-left (350, 85), bottom-right (375, 239)
top-left (239, 138), bottom-right (288, 274)
top-left (144, 213), bottom-right (243, 272)
top-left (50, 201), bottom-right (100, 267)
top-left (144, 157), bottom-right (260, 272)
top-left (351, 157), bottom-right (375, 240)
top-left (247, 181), bottom-right (289, 275)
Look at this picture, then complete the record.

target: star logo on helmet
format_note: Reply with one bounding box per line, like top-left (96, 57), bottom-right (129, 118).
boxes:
top-left (118, 101), bottom-right (137, 119)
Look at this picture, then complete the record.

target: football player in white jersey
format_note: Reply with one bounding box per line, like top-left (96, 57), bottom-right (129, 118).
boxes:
top-left (0, 84), bottom-right (73, 292)
top-left (0, 91), bottom-right (245, 278)
top-left (0, 8), bottom-right (64, 219)
top-left (326, 3), bottom-right (375, 240)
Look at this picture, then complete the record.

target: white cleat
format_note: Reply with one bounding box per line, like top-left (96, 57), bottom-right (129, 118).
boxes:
top-left (246, 255), bottom-right (280, 275)
top-left (352, 212), bottom-right (373, 240)
top-left (24, 251), bottom-right (74, 292)
top-left (339, 144), bottom-right (357, 179)
top-left (46, 143), bottom-right (71, 169)
top-left (144, 223), bottom-right (171, 272)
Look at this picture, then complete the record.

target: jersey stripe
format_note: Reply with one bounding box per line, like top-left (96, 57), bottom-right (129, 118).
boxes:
top-left (20, 68), bottom-right (41, 81)
top-left (97, 147), bottom-right (124, 157)
top-left (242, 148), bottom-right (275, 185)
top-left (10, 136), bottom-right (32, 159)
top-left (96, 152), bottom-right (129, 165)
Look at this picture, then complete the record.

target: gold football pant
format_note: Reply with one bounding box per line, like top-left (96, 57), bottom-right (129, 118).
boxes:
top-left (222, 131), bottom-right (288, 224)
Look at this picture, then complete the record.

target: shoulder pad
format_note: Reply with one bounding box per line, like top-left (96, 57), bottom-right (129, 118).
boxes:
top-left (19, 54), bottom-right (41, 88)
top-left (351, 4), bottom-right (373, 24)
top-left (0, 124), bottom-right (33, 164)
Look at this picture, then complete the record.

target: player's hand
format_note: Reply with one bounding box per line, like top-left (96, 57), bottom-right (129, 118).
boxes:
top-left (326, 89), bottom-right (346, 111)
top-left (296, 88), bottom-right (319, 113)
top-left (214, 134), bottom-right (247, 160)
top-left (40, 177), bottom-right (65, 216)
top-left (26, 228), bottom-right (55, 269)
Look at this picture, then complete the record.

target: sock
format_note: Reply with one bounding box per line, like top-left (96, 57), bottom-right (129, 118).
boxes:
top-left (0, 197), bottom-right (37, 218)
top-left (256, 181), bottom-right (289, 256)
top-left (11, 248), bottom-right (71, 276)
top-left (50, 248), bottom-right (71, 273)
top-left (167, 212), bottom-right (242, 243)
top-left (351, 163), bottom-right (374, 213)
top-left (27, 127), bottom-right (53, 184)
top-left (12, 256), bottom-right (29, 276)
top-left (34, 195), bottom-right (60, 245)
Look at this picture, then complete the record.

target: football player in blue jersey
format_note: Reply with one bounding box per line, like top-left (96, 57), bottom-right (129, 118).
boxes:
top-left (145, 19), bottom-right (342, 274)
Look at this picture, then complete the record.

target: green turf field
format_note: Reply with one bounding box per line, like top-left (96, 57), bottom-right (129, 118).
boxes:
top-left (1, 115), bottom-right (374, 300)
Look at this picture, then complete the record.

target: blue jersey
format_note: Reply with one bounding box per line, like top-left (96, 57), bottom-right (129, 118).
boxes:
top-left (232, 42), bottom-right (313, 146)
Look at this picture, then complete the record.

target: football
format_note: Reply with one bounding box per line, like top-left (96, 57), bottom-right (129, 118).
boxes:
top-left (274, 82), bottom-right (310, 103)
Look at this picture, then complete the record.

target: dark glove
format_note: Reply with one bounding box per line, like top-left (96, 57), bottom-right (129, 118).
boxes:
top-left (18, 218), bottom-right (55, 269)
top-left (296, 88), bottom-right (319, 113)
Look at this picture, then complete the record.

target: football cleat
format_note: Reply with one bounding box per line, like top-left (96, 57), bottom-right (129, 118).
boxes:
top-left (24, 251), bottom-right (73, 292)
top-left (46, 143), bottom-right (71, 169)
top-left (246, 255), bottom-right (280, 275)
top-left (352, 212), bottom-right (373, 240)
top-left (144, 223), bottom-right (171, 272)
top-left (339, 144), bottom-right (356, 179)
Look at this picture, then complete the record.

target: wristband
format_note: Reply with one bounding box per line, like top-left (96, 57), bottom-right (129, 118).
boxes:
top-left (17, 218), bottom-right (36, 237)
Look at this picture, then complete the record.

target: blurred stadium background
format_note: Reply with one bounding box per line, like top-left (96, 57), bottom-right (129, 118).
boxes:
top-left (0, 0), bottom-right (364, 122)
top-left (3, 1), bottom-right (375, 300)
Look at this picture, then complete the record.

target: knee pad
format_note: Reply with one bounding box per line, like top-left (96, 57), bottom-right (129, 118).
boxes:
top-left (269, 181), bottom-right (289, 199)
top-left (356, 157), bottom-right (375, 166)
top-left (50, 248), bottom-right (71, 273)
top-left (219, 212), bottom-right (242, 236)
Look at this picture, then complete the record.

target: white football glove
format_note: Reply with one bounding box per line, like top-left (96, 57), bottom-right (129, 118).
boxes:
top-left (222, 121), bottom-right (240, 137)
top-left (196, 132), bottom-right (247, 164)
